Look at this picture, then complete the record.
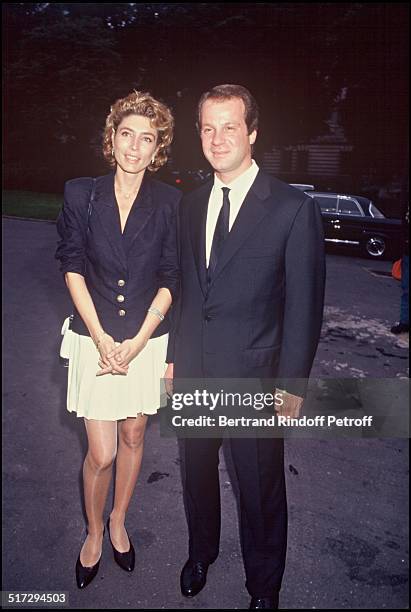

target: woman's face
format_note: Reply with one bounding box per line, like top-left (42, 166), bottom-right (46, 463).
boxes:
top-left (112, 114), bottom-right (158, 175)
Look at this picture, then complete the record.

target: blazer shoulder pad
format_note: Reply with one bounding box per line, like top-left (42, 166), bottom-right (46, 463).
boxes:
top-left (150, 178), bottom-right (182, 203)
top-left (64, 176), bottom-right (94, 201)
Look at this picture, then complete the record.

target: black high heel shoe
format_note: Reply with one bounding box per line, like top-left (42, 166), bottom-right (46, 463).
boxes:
top-left (75, 527), bottom-right (105, 589)
top-left (106, 517), bottom-right (135, 572)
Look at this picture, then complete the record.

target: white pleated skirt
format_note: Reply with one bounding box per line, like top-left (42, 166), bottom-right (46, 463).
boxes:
top-left (60, 318), bottom-right (168, 421)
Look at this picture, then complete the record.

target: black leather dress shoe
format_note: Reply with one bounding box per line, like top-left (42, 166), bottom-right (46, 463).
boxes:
top-left (249, 595), bottom-right (279, 609)
top-left (107, 518), bottom-right (135, 572)
top-left (75, 528), bottom-right (105, 589)
top-left (180, 559), bottom-right (210, 597)
top-left (391, 322), bottom-right (409, 334)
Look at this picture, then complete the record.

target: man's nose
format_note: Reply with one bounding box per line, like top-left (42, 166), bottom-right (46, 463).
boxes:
top-left (211, 129), bottom-right (225, 146)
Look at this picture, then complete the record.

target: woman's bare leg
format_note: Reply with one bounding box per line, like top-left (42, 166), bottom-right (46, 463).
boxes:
top-left (80, 418), bottom-right (117, 566)
top-left (109, 414), bottom-right (148, 551)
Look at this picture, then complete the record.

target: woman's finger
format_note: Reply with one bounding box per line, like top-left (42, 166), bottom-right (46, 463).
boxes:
top-left (96, 366), bottom-right (113, 376)
top-left (112, 350), bottom-right (128, 364)
top-left (109, 359), bottom-right (128, 374)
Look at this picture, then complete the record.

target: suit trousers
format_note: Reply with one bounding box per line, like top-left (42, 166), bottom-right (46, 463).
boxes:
top-left (182, 436), bottom-right (287, 597)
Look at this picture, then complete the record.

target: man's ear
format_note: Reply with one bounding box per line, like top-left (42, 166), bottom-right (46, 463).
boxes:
top-left (249, 130), bottom-right (257, 145)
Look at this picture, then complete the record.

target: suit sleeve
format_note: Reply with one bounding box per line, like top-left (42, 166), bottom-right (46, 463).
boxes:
top-left (276, 196), bottom-right (326, 395)
top-left (55, 179), bottom-right (92, 276)
top-left (165, 196), bottom-right (184, 363)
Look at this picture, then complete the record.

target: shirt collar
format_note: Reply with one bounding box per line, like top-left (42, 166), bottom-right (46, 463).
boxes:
top-left (213, 159), bottom-right (259, 194)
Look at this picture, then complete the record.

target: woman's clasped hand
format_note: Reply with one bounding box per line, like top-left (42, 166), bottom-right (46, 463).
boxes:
top-left (96, 336), bottom-right (148, 376)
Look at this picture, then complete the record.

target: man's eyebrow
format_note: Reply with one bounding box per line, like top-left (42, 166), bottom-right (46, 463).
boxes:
top-left (201, 121), bottom-right (240, 127)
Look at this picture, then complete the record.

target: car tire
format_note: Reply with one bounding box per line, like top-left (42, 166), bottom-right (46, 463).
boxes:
top-left (363, 235), bottom-right (387, 258)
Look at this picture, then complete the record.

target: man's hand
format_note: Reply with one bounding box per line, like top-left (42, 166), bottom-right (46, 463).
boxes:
top-left (164, 363), bottom-right (174, 397)
top-left (276, 389), bottom-right (304, 418)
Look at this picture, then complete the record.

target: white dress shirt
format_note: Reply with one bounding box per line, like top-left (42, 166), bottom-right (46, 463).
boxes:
top-left (205, 160), bottom-right (259, 267)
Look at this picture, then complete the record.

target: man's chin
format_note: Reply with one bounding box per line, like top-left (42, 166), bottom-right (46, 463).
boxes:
top-left (209, 158), bottom-right (233, 173)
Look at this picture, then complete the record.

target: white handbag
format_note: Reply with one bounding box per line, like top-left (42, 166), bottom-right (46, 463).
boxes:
top-left (60, 315), bottom-right (74, 367)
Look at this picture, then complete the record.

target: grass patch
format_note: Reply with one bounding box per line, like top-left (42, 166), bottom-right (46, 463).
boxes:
top-left (2, 190), bottom-right (63, 221)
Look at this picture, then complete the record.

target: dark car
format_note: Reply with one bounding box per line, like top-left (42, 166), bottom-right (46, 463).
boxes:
top-left (303, 191), bottom-right (402, 259)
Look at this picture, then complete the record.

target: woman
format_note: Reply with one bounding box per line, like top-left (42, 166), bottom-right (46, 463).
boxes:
top-left (55, 91), bottom-right (180, 589)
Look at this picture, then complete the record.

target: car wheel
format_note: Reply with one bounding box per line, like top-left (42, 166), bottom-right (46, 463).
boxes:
top-left (364, 236), bottom-right (386, 258)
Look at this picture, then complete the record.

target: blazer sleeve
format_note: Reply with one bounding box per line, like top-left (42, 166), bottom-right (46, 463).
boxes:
top-left (165, 195), bottom-right (184, 363)
top-left (55, 178), bottom-right (93, 276)
top-left (276, 196), bottom-right (326, 395)
top-left (157, 193), bottom-right (181, 304)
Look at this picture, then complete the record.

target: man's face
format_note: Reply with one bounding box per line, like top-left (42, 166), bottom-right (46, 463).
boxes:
top-left (200, 97), bottom-right (256, 182)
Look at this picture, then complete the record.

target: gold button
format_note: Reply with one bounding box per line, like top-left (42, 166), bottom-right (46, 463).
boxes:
top-left (118, 279), bottom-right (125, 287)
top-left (118, 309), bottom-right (126, 317)
top-left (117, 295), bottom-right (125, 303)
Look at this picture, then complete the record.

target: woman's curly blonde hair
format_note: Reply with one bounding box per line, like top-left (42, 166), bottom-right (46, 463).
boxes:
top-left (102, 90), bottom-right (174, 171)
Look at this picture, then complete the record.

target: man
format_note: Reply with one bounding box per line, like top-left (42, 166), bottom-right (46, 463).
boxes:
top-left (391, 204), bottom-right (409, 335)
top-left (165, 84), bottom-right (325, 609)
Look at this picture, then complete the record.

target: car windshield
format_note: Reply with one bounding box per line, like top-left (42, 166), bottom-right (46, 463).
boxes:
top-left (369, 202), bottom-right (385, 218)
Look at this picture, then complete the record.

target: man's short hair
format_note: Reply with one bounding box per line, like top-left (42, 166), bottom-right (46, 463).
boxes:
top-left (197, 84), bottom-right (259, 134)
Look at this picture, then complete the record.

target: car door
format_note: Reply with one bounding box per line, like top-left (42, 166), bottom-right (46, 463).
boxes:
top-left (335, 195), bottom-right (364, 244)
top-left (311, 194), bottom-right (339, 241)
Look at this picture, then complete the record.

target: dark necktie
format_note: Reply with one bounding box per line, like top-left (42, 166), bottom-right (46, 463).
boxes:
top-left (208, 186), bottom-right (231, 280)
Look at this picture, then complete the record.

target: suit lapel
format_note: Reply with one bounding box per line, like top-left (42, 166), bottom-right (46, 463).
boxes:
top-left (123, 176), bottom-right (156, 252)
top-left (208, 170), bottom-right (272, 287)
top-left (92, 173), bottom-right (127, 268)
top-left (92, 173), bottom-right (156, 269)
top-left (189, 181), bottom-right (213, 296)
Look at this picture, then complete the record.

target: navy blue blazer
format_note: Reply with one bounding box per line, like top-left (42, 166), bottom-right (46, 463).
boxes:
top-left (56, 171), bottom-right (181, 341)
top-left (167, 170), bottom-right (325, 392)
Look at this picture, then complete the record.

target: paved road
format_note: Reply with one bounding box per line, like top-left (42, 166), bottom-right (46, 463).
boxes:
top-left (2, 218), bottom-right (409, 609)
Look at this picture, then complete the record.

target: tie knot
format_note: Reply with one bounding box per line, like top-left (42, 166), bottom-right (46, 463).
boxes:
top-left (221, 187), bottom-right (230, 197)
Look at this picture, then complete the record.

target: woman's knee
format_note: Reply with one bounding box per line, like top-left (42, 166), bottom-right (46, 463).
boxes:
top-left (84, 419), bottom-right (117, 471)
top-left (86, 449), bottom-right (116, 472)
top-left (120, 417), bottom-right (147, 450)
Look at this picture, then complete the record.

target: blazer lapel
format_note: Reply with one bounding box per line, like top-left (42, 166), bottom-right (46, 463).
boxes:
top-left (208, 170), bottom-right (272, 287)
top-left (92, 173), bottom-right (127, 268)
top-left (189, 181), bottom-right (213, 296)
top-left (123, 176), bottom-right (156, 252)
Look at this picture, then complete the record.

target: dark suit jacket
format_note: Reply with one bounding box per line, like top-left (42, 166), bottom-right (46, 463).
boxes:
top-left (56, 171), bottom-right (181, 341)
top-left (167, 170), bottom-right (325, 389)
